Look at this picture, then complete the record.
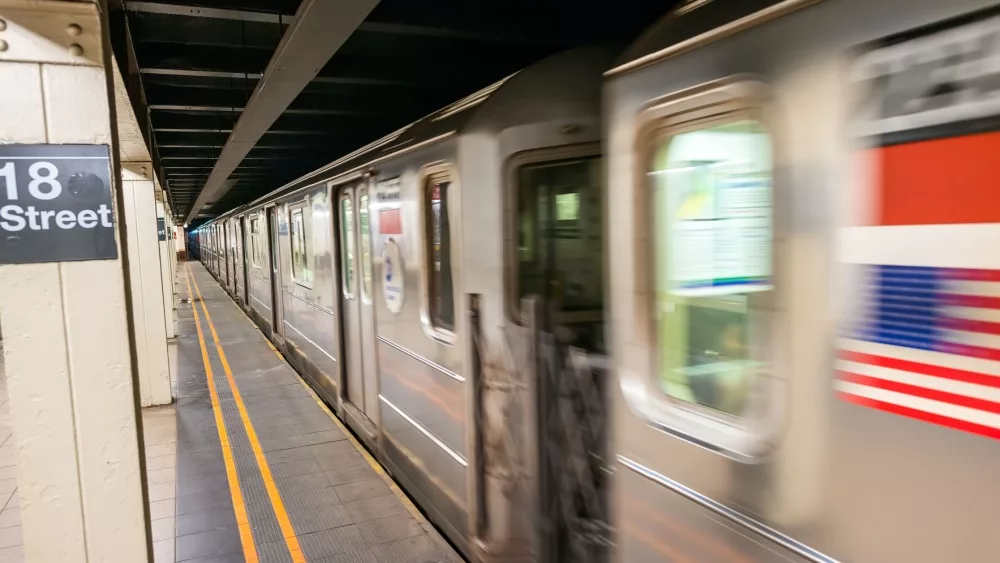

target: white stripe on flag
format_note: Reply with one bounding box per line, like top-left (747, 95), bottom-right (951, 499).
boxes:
top-left (945, 280), bottom-right (1000, 298)
top-left (836, 380), bottom-right (1000, 429)
top-left (838, 224), bottom-right (1000, 269)
top-left (839, 338), bottom-right (1000, 376)
top-left (837, 360), bottom-right (1000, 403)
top-left (942, 306), bottom-right (1000, 324)
top-left (941, 329), bottom-right (1000, 350)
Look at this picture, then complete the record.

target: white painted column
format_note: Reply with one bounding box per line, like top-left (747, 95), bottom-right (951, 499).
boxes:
top-left (155, 196), bottom-right (175, 339)
top-left (0, 1), bottom-right (149, 562)
top-left (122, 167), bottom-right (172, 406)
top-left (174, 224), bottom-right (187, 260)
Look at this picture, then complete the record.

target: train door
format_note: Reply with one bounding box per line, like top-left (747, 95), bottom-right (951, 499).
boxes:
top-left (337, 184), bottom-right (377, 423)
top-left (236, 216), bottom-right (248, 306)
top-left (229, 219), bottom-right (238, 296)
top-left (357, 185), bottom-right (379, 420)
top-left (510, 146), bottom-right (609, 561)
top-left (222, 221), bottom-right (231, 287)
top-left (241, 216), bottom-right (250, 307)
top-left (267, 206), bottom-right (284, 337)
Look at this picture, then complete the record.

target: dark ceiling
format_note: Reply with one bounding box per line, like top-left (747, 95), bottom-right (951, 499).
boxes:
top-left (109, 1), bottom-right (669, 228)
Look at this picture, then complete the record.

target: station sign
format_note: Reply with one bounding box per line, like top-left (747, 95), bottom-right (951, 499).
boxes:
top-left (0, 144), bottom-right (117, 264)
top-left (157, 218), bottom-right (167, 241)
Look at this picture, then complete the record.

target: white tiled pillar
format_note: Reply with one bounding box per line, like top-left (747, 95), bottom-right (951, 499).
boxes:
top-left (0, 1), bottom-right (150, 561)
top-left (156, 196), bottom-right (176, 339)
top-left (122, 166), bottom-right (172, 406)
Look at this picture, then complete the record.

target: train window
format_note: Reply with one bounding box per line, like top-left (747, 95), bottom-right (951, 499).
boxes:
top-left (424, 171), bottom-right (455, 334)
top-left (515, 156), bottom-right (603, 324)
top-left (290, 205), bottom-right (313, 286)
top-left (339, 195), bottom-right (356, 298)
top-left (249, 217), bottom-right (261, 268)
top-left (358, 190), bottom-right (372, 302)
top-left (649, 118), bottom-right (772, 418)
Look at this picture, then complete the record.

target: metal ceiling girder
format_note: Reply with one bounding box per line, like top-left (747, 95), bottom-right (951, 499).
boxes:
top-left (126, 1), bottom-right (570, 45)
top-left (184, 0), bottom-right (380, 223)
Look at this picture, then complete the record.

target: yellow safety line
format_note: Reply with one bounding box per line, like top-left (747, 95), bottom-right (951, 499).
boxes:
top-left (186, 264), bottom-right (307, 563)
top-left (196, 262), bottom-right (460, 560)
top-left (226, 291), bottom-right (429, 518)
top-left (184, 271), bottom-right (259, 563)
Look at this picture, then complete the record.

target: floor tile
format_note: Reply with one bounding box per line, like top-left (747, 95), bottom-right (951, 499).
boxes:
top-left (147, 467), bottom-right (177, 485)
top-left (176, 507), bottom-right (237, 537)
top-left (175, 526), bottom-right (243, 561)
top-left (0, 545), bottom-right (23, 563)
top-left (148, 482), bottom-right (177, 502)
top-left (176, 473), bottom-right (230, 497)
top-left (177, 488), bottom-right (233, 516)
top-left (0, 510), bottom-right (18, 529)
top-left (151, 517), bottom-right (175, 542)
top-left (149, 499), bottom-right (176, 521)
top-left (333, 478), bottom-right (389, 504)
top-left (0, 527), bottom-right (18, 549)
top-left (153, 538), bottom-right (174, 563)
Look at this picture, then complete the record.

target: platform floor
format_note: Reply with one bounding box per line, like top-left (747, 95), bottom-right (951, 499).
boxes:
top-left (144, 262), bottom-right (461, 563)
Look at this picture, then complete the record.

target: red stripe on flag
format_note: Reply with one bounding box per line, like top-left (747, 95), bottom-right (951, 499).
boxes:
top-left (936, 342), bottom-right (1000, 362)
top-left (940, 317), bottom-right (1000, 336)
top-left (838, 371), bottom-right (1000, 415)
top-left (942, 293), bottom-right (1000, 310)
top-left (941, 268), bottom-right (1000, 282)
top-left (838, 391), bottom-right (1000, 441)
top-left (837, 350), bottom-right (1000, 389)
top-left (873, 130), bottom-right (1000, 226)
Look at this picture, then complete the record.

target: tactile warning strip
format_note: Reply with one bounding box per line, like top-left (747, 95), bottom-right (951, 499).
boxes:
top-left (185, 263), bottom-right (462, 563)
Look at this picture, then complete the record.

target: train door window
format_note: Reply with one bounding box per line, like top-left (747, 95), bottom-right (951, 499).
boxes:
top-left (290, 204), bottom-right (313, 286)
top-left (514, 153), bottom-right (603, 350)
top-left (648, 117), bottom-right (772, 419)
top-left (339, 194), bottom-right (356, 298)
top-left (423, 170), bottom-right (455, 336)
top-left (250, 217), bottom-right (261, 268)
top-left (358, 190), bottom-right (372, 302)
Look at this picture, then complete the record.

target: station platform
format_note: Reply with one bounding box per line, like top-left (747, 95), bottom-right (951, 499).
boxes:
top-left (144, 262), bottom-right (461, 563)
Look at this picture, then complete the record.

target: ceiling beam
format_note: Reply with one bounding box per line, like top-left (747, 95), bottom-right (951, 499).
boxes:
top-left (183, 0), bottom-right (380, 222)
top-left (139, 66), bottom-right (415, 87)
top-left (126, 1), bottom-right (572, 45)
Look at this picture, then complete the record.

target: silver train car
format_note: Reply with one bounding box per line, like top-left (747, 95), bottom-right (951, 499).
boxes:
top-left (191, 1), bottom-right (1000, 561)
top-left (197, 45), bottom-right (612, 561)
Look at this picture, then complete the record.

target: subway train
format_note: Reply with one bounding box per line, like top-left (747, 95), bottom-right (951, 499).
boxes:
top-left (190, 1), bottom-right (1000, 561)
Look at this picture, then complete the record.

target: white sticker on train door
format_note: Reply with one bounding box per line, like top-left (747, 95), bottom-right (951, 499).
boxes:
top-left (382, 237), bottom-right (404, 314)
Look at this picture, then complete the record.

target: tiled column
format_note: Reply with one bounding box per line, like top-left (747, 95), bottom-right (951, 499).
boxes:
top-left (0, 1), bottom-right (150, 561)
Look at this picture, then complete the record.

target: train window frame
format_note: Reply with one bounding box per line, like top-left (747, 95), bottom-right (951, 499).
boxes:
top-left (249, 215), bottom-right (262, 269)
top-left (629, 77), bottom-right (785, 460)
top-left (289, 202), bottom-right (314, 288)
top-left (503, 143), bottom-right (602, 326)
top-left (358, 187), bottom-right (373, 304)
top-left (417, 162), bottom-right (458, 345)
top-left (339, 190), bottom-right (357, 300)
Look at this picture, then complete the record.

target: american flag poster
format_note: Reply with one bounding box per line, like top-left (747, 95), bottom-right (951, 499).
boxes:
top-left (841, 8), bottom-right (1000, 440)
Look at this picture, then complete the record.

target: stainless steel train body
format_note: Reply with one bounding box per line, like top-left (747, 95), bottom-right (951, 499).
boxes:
top-left (198, 47), bottom-right (612, 559)
top-left (607, 1), bottom-right (1000, 562)
top-left (195, 2), bottom-right (1000, 561)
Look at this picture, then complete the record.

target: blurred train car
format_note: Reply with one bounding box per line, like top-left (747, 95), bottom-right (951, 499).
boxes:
top-left (607, 1), bottom-right (1000, 562)
top-left (193, 1), bottom-right (1000, 562)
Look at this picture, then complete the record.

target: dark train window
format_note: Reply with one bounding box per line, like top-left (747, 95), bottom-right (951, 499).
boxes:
top-left (290, 205), bottom-right (313, 286)
top-left (516, 156), bottom-right (603, 321)
top-left (249, 217), bottom-right (261, 268)
top-left (424, 172), bottom-right (454, 333)
top-left (358, 190), bottom-right (372, 302)
top-left (339, 195), bottom-right (356, 298)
